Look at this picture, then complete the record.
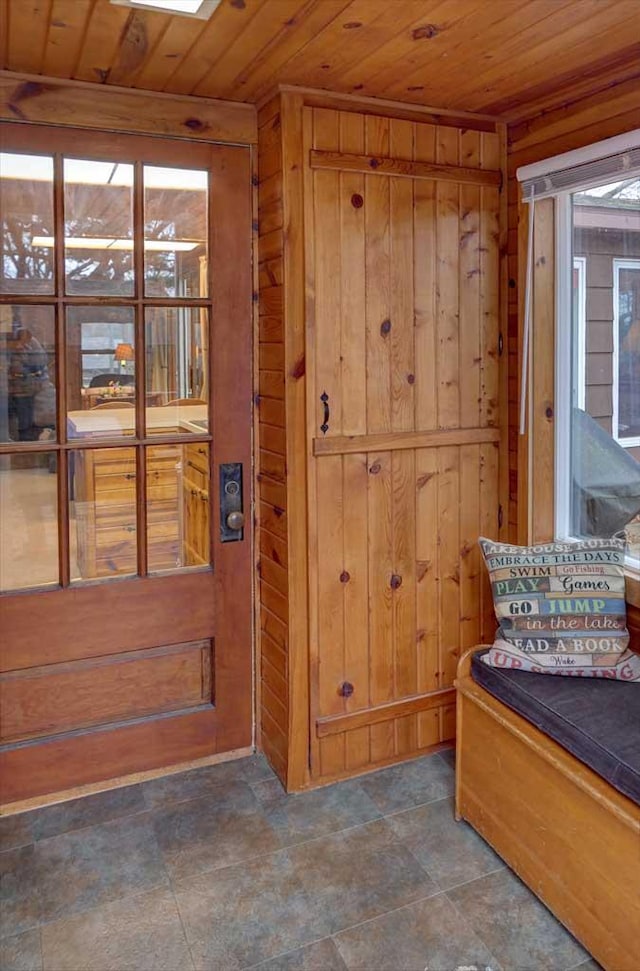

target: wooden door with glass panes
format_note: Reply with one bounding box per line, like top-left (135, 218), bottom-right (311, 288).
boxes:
top-left (0, 123), bottom-right (253, 804)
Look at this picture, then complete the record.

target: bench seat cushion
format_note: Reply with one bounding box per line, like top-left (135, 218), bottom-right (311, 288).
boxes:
top-left (471, 649), bottom-right (640, 806)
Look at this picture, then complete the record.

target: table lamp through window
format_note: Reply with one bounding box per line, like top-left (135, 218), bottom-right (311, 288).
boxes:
top-left (114, 342), bottom-right (134, 375)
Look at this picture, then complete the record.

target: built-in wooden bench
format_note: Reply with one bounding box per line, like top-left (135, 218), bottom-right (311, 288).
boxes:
top-left (455, 627), bottom-right (640, 971)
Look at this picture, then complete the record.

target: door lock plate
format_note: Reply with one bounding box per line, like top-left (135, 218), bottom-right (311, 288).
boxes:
top-left (220, 463), bottom-right (244, 542)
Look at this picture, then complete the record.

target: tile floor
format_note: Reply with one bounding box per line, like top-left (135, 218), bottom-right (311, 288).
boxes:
top-left (0, 750), bottom-right (600, 971)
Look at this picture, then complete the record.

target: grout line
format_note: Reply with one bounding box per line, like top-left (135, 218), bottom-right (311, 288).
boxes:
top-left (444, 884), bottom-right (505, 970)
top-left (441, 862), bottom-right (507, 895)
top-left (241, 932), bottom-right (340, 971)
top-left (171, 886), bottom-right (197, 971)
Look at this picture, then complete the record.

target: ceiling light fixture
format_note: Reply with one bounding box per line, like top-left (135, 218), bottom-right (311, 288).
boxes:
top-left (110, 0), bottom-right (221, 19)
top-left (33, 236), bottom-right (200, 252)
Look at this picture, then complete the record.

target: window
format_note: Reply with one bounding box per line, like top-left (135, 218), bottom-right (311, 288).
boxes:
top-left (517, 132), bottom-right (640, 572)
top-left (562, 176), bottom-right (640, 566)
top-left (613, 259), bottom-right (640, 446)
top-left (0, 136), bottom-right (212, 592)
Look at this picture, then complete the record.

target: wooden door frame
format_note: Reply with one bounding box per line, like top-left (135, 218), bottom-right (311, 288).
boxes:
top-left (0, 118), bottom-right (255, 805)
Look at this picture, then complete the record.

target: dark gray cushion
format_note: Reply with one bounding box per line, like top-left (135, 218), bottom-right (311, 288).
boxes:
top-left (471, 649), bottom-right (640, 806)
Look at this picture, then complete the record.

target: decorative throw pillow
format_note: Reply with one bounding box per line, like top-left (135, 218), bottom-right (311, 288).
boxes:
top-left (479, 536), bottom-right (640, 681)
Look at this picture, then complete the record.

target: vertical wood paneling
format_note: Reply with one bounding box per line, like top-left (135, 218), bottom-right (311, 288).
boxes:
top-left (305, 108), bottom-right (505, 782)
top-left (480, 133), bottom-right (502, 430)
top-left (413, 123), bottom-right (437, 432)
top-left (436, 127), bottom-right (461, 430)
top-left (365, 115), bottom-right (391, 435)
top-left (257, 97), bottom-right (289, 785)
top-left (343, 452), bottom-right (371, 768)
top-left (459, 130), bottom-right (481, 429)
top-left (367, 448), bottom-right (395, 763)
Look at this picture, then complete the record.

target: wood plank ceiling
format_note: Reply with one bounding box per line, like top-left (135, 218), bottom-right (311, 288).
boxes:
top-left (1, 0), bottom-right (639, 121)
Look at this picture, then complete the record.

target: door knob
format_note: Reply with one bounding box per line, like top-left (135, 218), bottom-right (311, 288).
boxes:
top-left (226, 510), bottom-right (245, 531)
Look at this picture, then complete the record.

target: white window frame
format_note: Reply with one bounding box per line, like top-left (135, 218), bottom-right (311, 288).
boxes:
top-left (612, 258), bottom-right (640, 448)
top-left (555, 192), bottom-right (640, 576)
top-left (573, 255), bottom-right (587, 410)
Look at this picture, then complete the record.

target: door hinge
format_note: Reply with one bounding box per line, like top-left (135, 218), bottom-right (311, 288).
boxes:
top-left (498, 504), bottom-right (504, 530)
top-left (498, 332), bottom-right (504, 357)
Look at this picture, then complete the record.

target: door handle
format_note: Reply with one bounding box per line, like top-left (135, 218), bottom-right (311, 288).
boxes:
top-left (226, 510), bottom-right (245, 530)
top-left (220, 463), bottom-right (244, 542)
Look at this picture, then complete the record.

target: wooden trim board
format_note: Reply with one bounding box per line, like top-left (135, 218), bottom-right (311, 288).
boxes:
top-left (310, 149), bottom-right (502, 187)
top-left (314, 427), bottom-right (500, 456)
top-left (0, 70), bottom-right (257, 144)
top-left (316, 689), bottom-right (456, 738)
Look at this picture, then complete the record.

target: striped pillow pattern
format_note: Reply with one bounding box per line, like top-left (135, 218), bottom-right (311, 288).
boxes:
top-left (479, 537), bottom-right (640, 681)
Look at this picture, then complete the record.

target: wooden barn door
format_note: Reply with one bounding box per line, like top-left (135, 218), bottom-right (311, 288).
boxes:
top-left (304, 107), bottom-right (504, 781)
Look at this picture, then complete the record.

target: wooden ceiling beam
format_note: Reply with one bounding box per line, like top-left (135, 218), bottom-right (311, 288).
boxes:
top-left (0, 70), bottom-right (257, 144)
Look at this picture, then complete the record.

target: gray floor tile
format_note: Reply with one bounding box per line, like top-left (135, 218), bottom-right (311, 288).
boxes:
top-left (29, 786), bottom-right (145, 843)
top-left (33, 813), bottom-right (168, 924)
top-left (40, 887), bottom-right (192, 971)
top-left (241, 754), bottom-right (277, 785)
top-left (289, 819), bottom-right (439, 934)
top-left (0, 846), bottom-right (41, 938)
top-left (447, 868), bottom-right (588, 971)
top-left (388, 797), bottom-right (504, 890)
top-left (0, 817), bottom-right (32, 855)
top-left (0, 929), bottom-right (42, 971)
top-left (251, 779), bottom-right (287, 806)
top-left (174, 849), bottom-right (330, 970)
top-left (152, 784), bottom-right (282, 881)
top-left (333, 893), bottom-right (498, 971)
top-left (251, 938), bottom-right (348, 970)
top-left (358, 754), bottom-right (454, 814)
top-left (438, 746), bottom-right (456, 770)
top-left (257, 779), bottom-right (382, 846)
top-left (142, 756), bottom-right (273, 810)
top-left (568, 960), bottom-right (603, 971)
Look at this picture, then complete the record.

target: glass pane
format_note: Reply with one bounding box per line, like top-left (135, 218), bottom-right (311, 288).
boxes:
top-left (617, 265), bottom-right (640, 440)
top-left (570, 178), bottom-right (640, 562)
top-left (70, 446), bottom-right (137, 581)
top-left (1, 151), bottom-right (54, 294)
top-left (64, 158), bottom-right (134, 297)
top-left (0, 452), bottom-right (59, 591)
top-left (144, 165), bottom-right (208, 298)
top-left (146, 443), bottom-right (183, 573)
top-left (183, 442), bottom-right (210, 568)
top-left (1, 305), bottom-right (56, 444)
top-left (66, 307), bottom-right (136, 440)
top-left (145, 306), bottom-right (208, 435)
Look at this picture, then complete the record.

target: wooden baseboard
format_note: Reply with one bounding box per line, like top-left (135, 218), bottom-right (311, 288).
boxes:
top-left (0, 745), bottom-right (254, 816)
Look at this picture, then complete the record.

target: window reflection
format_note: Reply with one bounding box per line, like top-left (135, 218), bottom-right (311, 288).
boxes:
top-left (66, 307), bottom-right (136, 439)
top-left (144, 166), bottom-right (208, 298)
top-left (70, 446), bottom-right (137, 581)
top-left (146, 443), bottom-right (210, 573)
top-left (1, 152), bottom-right (55, 294)
top-left (0, 305), bottom-right (56, 444)
top-left (0, 452), bottom-right (59, 591)
top-left (145, 306), bottom-right (208, 434)
top-left (64, 159), bottom-right (134, 297)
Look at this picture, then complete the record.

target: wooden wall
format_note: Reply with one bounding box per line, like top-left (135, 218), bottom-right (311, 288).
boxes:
top-left (257, 96), bottom-right (289, 784)
top-left (505, 82), bottom-right (640, 544)
top-left (258, 91), bottom-right (508, 789)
